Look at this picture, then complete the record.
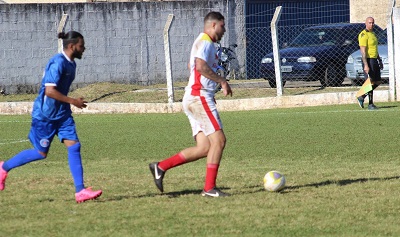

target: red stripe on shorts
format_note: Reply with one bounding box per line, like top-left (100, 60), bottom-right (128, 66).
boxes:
top-left (200, 96), bottom-right (220, 131)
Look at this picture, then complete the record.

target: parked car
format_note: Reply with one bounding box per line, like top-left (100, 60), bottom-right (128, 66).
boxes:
top-left (345, 45), bottom-right (389, 86)
top-left (346, 29), bottom-right (388, 86)
top-left (260, 23), bottom-right (382, 88)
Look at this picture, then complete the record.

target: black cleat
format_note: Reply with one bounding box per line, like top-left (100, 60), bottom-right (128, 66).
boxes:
top-left (201, 187), bottom-right (231, 197)
top-left (368, 104), bottom-right (378, 110)
top-left (357, 96), bottom-right (365, 109)
top-left (149, 162), bottom-right (165, 192)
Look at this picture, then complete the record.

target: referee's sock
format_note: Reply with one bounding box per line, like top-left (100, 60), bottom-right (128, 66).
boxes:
top-left (368, 91), bottom-right (374, 105)
top-left (2, 149), bottom-right (45, 172)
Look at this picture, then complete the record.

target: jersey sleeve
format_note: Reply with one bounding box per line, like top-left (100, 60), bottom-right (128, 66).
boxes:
top-left (43, 59), bottom-right (63, 87)
top-left (193, 40), bottom-right (209, 62)
top-left (358, 31), bottom-right (368, 47)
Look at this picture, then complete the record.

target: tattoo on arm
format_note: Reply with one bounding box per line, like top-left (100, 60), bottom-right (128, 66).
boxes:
top-left (362, 55), bottom-right (368, 66)
top-left (360, 50), bottom-right (368, 66)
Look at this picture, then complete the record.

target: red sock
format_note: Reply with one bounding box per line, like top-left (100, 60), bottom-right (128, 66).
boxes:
top-left (204, 163), bottom-right (219, 191)
top-left (158, 153), bottom-right (187, 171)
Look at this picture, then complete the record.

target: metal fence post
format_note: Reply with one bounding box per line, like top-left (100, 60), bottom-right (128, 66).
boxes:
top-left (57, 13), bottom-right (68, 53)
top-left (164, 14), bottom-right (175, 106)
top-left (387, 6), bottom-right (395, 101)
top-left (393, 7), bottom-right (400, 101)
top-left (271, 6), bottom-right (283, 96)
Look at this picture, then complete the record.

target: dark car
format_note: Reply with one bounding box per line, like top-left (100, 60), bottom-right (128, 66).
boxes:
top-left (260, 23), bottom-right (378, 88)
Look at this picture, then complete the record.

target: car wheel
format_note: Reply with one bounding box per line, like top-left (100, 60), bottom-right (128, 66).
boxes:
top-left (267, 78), bottom-right (286, 88)
top-left (321, 65), bottom-right (345, 87)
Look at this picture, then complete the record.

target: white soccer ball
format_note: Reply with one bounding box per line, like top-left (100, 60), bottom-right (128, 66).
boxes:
top-left (263, 171), bottom-right (286, 192)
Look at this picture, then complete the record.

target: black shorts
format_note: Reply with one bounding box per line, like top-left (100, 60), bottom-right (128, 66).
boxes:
top-left (363, 58), bottom-right (381, 83)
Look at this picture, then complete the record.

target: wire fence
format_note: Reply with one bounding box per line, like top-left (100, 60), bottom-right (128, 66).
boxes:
top-left (0, 1), bottom-right (398, 107)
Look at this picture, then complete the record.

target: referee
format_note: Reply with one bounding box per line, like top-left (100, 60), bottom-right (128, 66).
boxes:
top-left (356, 16), bottom-right (384, 110)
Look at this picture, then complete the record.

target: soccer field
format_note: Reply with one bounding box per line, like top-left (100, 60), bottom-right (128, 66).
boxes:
top-left (1, 103), bottom-right (400, 236)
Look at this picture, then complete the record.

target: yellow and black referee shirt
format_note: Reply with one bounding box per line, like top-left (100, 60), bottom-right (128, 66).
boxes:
top-left (358, 29), bottom-right (379, 58)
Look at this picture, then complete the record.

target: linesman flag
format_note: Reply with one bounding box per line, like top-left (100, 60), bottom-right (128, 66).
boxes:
top-left (356, 78), bottom-right (373, 97)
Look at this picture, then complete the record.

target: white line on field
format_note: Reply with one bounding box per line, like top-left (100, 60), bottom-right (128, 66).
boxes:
top-left (273, 109), bottom-right (397, 115)
top-left (0, 139), bottom-right (29, 146)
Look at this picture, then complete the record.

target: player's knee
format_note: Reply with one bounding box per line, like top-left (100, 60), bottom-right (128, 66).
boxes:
top-left (217, 134), bottom-right (227, 148)
top-left (37, 150), bottom-right (47, 159)
top-left (67, 142), bottom-right (81, 154)
top-left (197, 143), bottom-right (210, 157)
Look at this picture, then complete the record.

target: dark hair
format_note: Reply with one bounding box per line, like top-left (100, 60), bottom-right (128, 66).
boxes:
top-left (204, 11), bottom-right (224, 24)
top-left (58, 31), bottom-right (84, 49)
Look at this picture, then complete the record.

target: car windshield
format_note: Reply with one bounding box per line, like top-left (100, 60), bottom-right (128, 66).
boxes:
top-left (289, 29), bottom-right (340, 47)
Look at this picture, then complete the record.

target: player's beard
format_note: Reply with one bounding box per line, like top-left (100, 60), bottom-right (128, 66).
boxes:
top-left (216, 32), bottom-right (224, 42)
top-left (72, 49), bottom-right (83, 60)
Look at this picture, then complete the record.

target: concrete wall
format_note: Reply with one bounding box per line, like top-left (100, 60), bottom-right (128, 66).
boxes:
top-left (0, 1), bottom-right (245, 94)
top-left (349, 0), bottom-right (398, 28)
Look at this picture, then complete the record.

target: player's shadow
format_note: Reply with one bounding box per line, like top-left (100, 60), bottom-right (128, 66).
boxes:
top-left (285, 175), bottom-right (400, 191)
top-left (164, 186), bottom-right (231, 198)
top-left (375, 105), bottom-right (398, 109)
top-left (101, 186), bottom-right (232, 201)
top-left (164, 189), bottom-right (203, 198)
top-left (242, 175), bottom-right (400, 195)
top-left (100, 176), bottom-right (400, 201)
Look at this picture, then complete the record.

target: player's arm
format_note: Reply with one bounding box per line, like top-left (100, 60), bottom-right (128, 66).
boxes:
top-left (195, 57), bottom-right (232, 96)
top-left (45, 86), bottom-right (87, 109)
top-left (360, 46), bottom-right (369, 74)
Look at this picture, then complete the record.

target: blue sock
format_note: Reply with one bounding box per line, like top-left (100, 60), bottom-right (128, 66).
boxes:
top-left (3, 149), bottom-right (45, 172)
top-left (67, 142), bottom-right (85, 193)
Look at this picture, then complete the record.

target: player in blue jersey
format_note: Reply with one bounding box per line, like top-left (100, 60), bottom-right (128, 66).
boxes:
top-left (0, 31), bottom-right (102, 203)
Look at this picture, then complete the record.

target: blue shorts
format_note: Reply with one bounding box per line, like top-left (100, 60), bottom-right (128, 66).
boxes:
top-left (28, 116), bottom-right (79, 153)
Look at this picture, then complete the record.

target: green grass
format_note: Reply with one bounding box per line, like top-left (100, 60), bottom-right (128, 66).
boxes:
top-left (1, 103), bottom-right (400, 236)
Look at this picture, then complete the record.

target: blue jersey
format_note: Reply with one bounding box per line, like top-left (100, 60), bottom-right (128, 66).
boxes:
top-left (32, 52), bottom-right (76, 121)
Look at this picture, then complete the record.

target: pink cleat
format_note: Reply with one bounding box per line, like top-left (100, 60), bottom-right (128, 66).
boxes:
top-left (0, 161), bottom-right (8, 191)
top-left (75, 187), bottom-right (102, 203)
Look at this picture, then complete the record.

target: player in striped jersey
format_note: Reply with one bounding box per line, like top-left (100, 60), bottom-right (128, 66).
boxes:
top-left (150, 11), bottom-right (233, 197)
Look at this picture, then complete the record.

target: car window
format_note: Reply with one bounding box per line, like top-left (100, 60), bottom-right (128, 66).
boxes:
top-left (289, 29), bottom-right (338, 47)
top-left (343, 29), bottom-right (361, 45)
top-left (376, 29), bottom-right (387, 45)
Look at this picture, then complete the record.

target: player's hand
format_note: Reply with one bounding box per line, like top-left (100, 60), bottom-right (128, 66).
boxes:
top-left (378, 61), bottom-right (383, 70)
top-left (73, 97), bottom-right (87, 109)
top-left (364, 65), bottom-right (369, 74)
top-left (221, 81), bottom-right (232, 97)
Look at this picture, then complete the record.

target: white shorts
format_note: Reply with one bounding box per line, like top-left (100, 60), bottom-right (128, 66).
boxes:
top-left (182, 94), bottom-right (223, 137)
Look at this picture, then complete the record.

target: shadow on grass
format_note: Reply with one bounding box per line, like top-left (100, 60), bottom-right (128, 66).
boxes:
top-left (377, 105), bottom-right (398, 109)
top-left (241, 176), bottom-right (400, 195)
top-left (100, 187), bottom-right (232, 201)
top-left (294, 86), bottom-right (326, 96)
top-left (89, 91), bottom-right (129, 102)
top-left (164, 186), bottom-right (231, 198)
top-left (285, 175), bottom-right (400, 191)
top-left (100, 176), bottom-right (400, 201)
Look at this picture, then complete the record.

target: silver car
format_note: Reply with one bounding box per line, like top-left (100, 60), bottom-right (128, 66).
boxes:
top-left (345, 45), bottom-right (389, 86)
